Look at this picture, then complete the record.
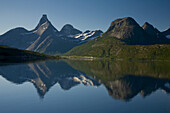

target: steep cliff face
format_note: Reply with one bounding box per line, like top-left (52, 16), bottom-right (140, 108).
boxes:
top-left (105, 17), bottom-right (151, 44)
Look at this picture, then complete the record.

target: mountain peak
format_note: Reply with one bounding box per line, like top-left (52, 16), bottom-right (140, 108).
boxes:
top-left (60, 24), bottom-right (82, 36)
top-left (84, 30), bottom-right (90, 33)
top-left (39, 14), bottom-right (49, 25)
top-left (33, 14), bottom-right (50, 31)
top-left (105, 17), bottom-right (144, 41)
top-left (62, 24), bottom-right (74, 29)
top-left (142, 22), bottom-right (162, 38)
top-left (107, 17), bottom-right (140, 34)
top-left (142, 22), bottom-right (154, 29)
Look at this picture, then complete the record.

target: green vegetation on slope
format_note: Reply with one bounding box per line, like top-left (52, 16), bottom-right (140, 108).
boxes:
top-left (65, 36), bottom-right (170, 60)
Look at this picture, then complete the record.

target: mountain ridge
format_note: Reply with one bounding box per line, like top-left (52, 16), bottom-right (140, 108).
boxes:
top-left (0, 15), bottom-right (102, 55)
top-left (66, 17), bottom-right (170, 60)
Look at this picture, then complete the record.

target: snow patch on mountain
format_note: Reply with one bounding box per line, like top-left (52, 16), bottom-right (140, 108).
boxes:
top-left (74, 30), bottom-right (103, 41)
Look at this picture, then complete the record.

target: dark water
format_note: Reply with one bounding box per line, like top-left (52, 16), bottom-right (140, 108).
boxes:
top-left (0, 60), bottom-right (170, 113)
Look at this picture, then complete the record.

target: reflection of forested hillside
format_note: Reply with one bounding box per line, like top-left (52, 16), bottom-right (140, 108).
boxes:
top-left (67, 60), bottom-right (170, 81)
top-left (0, 59), bottom-right (169, 101)
top-left (67, 60), bottom-right (170, 101)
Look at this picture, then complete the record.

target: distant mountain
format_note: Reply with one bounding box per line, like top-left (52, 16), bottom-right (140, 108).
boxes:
top-left (66, 17), bottom-right (170, 59)
top-left (142, 22), bottom-right (160, 37)
top-left (142, 22), bottom-right (168, 43)
top-left (60, 24), bottom-right (82, 36)
top-left (0, 27), bottom-right (37, 49)
top-left (74, 30), bottom-right (103, 42)
top-left (26, 15), bottom-right (80, 54)
top-left (162, 28), bottom-right (170, 39)
top-left (0, 15), bottom-right (102, 55)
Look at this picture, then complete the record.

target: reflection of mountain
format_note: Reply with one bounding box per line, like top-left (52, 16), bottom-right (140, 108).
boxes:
top-left (105, 75), bottom-right (170, 101)
top-left (0, 60), bottom-right (170, 101)
top-left (67, 60), bottom-right (170, 101)
top-left (0, 60), bottom-right (100, 98)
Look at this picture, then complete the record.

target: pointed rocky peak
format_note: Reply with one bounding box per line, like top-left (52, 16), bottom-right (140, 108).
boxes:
top-left (60, 24), bottom-right (82, 36)
top-left (34, 14), bottom-right (50, 30)
top-left (32, 14), bottom-right (59, 35)
top-left (39, 14), bottom-right (49, 25)
top-left (142, 22), bottom-right (161, 37)
top-left (142, 22), bottom-right (157, 31)
top-left (142, 22), bottom-right (154, 29)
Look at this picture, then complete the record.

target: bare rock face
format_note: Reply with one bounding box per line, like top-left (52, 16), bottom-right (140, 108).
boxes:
top-left (104, 17), bottom-right (152, 44)
top-left (102, 17), bottom-right (170, 45)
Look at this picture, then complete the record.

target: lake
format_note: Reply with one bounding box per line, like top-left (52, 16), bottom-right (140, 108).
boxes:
top-left (0, 59), bottom-right (170, 113)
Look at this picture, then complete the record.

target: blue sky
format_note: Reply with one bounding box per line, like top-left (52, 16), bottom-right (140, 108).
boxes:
top-left (0, 0), bottom-right (170, 34)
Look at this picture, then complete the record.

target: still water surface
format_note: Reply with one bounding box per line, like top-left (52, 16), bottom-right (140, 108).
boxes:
top-left (0, 60), bottom-right (169, 113)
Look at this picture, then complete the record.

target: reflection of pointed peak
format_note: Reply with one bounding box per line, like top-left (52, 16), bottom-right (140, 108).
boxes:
top-left (31, 78), bottom-right (47, 98)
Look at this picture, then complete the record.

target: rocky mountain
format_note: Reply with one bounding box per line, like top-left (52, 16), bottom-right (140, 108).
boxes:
top-left (142, 22), bottom-right (168, 43)
top-left (162, 28), bottom-right (170, 39)
top-left (25, 15), bottom-right (80, 54)
top-left (104, 17), bottom-right (152, 44)
top-left (66, 17), bottom-right (170, 59)
top-left (142, 22), bottom-right (160, 37)
top-left (60, 24), bottom-right (82, 36)
top-left (74, 30), bottom-right (103, 42)
top-left (0, 15), bottom-right (102, 55)
top-left (104, 17), bottom-right (169, 45)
